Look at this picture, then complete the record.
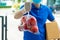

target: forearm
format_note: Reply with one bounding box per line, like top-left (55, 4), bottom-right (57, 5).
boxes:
top-left (14, 8), bottom-right (26, 19)
top-left (14, 2), bottom-right (31, 19)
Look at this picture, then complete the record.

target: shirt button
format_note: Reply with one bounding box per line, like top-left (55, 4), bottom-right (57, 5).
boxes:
top-left (38, 10), bottom-right (39, 12)
top-left (37, 10), bottom-right (40, 15)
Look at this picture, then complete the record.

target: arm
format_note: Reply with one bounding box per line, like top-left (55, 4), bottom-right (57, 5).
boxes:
top-left (47, 8), bottom-right (58, 23)
top-left (47, 11), bottom-right (56, 22)
top-left (14, 2), bottom-right (31, 19)
top-left (14, 8), bottom-right (26, 19)
top-left (47, 6), bottom-right (55, 22)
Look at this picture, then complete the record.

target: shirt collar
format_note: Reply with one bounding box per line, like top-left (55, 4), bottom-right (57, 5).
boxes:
top-left (31, 3), bottom-right (42, 10)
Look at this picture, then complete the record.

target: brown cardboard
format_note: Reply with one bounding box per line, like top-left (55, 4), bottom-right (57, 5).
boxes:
top-left (46, 22), bottom-right (59, 40)
top-left (59, 31), bottom-right (60, 39)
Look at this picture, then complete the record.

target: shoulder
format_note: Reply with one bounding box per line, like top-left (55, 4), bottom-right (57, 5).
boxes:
top-left (41, 4), bottom-right (52, 13)
top-left (41, 4), bottom-right (51, 10)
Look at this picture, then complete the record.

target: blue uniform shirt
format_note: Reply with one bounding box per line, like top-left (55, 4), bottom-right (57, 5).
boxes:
top-left (20, 3), bottom-right (55, 40)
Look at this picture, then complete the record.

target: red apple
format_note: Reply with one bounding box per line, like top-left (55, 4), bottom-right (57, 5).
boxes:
top-left (24, 23), bottom-right (29, 30)
top-left (30, 26), bottom-right (38, 33)
top-left (28, 17), bottom-right (36, 26)
top-left (21, 16), bottom-right (26, 23)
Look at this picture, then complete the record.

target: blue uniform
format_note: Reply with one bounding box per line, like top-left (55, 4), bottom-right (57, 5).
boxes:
top-left (20, 3), bottom-right (55, 40)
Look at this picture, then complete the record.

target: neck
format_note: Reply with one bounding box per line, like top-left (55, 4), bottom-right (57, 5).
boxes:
top-left (33, 3), bottom-right (40, 8)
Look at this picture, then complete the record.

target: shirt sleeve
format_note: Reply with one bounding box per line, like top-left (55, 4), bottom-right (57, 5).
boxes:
top-left (47, 7), bottom-right (55, 21)
top-left (20, 5), bottom-right (24, 9)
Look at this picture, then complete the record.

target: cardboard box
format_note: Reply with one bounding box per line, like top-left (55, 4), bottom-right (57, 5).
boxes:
top-left (59, 31), bottom-right (60, 40)
top-left (46, 22), bottom-right (59, 40)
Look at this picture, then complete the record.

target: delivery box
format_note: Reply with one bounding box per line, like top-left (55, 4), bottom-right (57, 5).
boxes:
top-left (59, 31), bottom-right (60, 40)
top-left (46, 22), bottom-right (59, 40)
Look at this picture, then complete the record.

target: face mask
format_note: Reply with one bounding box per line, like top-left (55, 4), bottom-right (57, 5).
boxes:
top-left (32, 0), bottom-right (41, 4)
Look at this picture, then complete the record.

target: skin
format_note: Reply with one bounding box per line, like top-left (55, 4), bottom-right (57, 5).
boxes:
top-left (14, 8), bottom-right (26, 19)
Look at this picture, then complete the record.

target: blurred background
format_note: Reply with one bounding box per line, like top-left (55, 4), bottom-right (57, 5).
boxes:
top-left (0, 0), bottom-right (60, 40)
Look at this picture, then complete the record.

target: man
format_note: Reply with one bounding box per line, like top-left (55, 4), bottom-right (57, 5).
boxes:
top-left (14, 0), bottom-right (55, 40)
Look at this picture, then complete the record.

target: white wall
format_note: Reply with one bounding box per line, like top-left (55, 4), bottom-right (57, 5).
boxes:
top-left (0, 9), bottom-right (23, 40)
